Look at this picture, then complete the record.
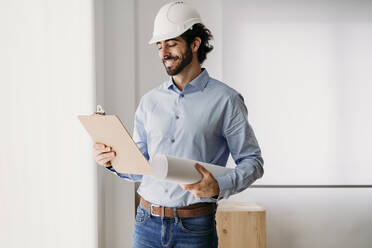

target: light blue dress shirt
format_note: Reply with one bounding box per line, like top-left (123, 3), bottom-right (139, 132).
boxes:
top-left (109, 69), bottom-right (264, 207)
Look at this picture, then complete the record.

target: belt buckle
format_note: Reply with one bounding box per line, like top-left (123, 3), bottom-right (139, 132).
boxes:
top-left (151, 204), bottom-right (161, 217)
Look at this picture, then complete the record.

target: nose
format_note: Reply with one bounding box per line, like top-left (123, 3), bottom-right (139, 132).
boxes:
top-left (159, 46), bottom-right (170, 59)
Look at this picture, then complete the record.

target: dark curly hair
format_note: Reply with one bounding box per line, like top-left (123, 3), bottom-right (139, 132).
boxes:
top-left (180, 23), bottom-right (214, 64)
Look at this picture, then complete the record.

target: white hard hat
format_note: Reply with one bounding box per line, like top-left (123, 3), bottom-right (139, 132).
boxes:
top-left (148, 1), bottom-right (202, 44)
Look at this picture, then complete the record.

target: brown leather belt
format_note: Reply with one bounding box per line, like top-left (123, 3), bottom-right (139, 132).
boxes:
top-left (140, 197), bottom-right (217, 218)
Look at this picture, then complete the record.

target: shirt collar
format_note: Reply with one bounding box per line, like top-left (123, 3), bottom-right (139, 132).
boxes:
top-left (166, 68), bottom-right (210, 92)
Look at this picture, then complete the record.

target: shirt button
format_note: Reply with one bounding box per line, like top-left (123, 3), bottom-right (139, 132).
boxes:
top-left (171, 138), bottom-right (175, 143)
top-left (175, 115), bottom-right (179, 119)
top-left (180, 94), bottom-right (184, 98)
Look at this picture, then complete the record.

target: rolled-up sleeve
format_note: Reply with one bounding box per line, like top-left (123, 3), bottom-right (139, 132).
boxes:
top-left (214, 93), bottom-right (264, 200)
top-left (104, 97), bottom-right (150, 182)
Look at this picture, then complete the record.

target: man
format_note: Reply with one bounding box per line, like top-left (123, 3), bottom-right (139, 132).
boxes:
top-left (94, 1), bottom-right (264, 247)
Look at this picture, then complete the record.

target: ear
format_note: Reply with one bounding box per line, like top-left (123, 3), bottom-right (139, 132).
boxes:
top-left (191, 37), bottom-right (201, 53)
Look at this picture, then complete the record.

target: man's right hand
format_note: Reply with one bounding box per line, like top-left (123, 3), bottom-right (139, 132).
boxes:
top-left (93, 143), bottom-right (116, 167)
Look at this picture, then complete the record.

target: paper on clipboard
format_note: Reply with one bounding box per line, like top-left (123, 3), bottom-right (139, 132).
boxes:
top-left (77, 105), bottom-right (151, 175)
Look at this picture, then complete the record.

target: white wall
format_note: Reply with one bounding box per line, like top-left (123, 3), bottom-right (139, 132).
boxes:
top-left (223, 0), bottom-right (372, 185)
top-left (228, 187), bottom-right (372, 248)
top-left (94, 0), bottom-right (136, 247)
top-left (0, 0), bottom-right (98, 247)
top-left (222, 0), bottom-right (372, 247)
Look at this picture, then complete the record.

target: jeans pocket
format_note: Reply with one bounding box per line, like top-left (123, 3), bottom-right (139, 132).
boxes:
top-left (135, 205), bottom-right (150, 225)
top-left (179, 212), bottom-right (215, 235)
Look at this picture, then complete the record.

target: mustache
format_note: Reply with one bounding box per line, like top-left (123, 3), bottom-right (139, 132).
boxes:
top-left (162, 55), bottom-right (179, 63)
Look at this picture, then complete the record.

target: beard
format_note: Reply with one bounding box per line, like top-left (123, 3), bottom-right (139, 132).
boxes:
top-left (162, 46), bottom-right (193, 76)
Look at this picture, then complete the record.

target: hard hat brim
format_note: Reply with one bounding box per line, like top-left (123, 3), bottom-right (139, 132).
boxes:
top-left (148, 18), bottom-right (203, 44)
top-left (148, 30), bottom-right (185, 44)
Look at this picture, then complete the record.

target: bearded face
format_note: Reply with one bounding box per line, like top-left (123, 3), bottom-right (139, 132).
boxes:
top-left (157, 37), bottom-right (194, 76)
top-left (162, 44), bottom-right (193, 76)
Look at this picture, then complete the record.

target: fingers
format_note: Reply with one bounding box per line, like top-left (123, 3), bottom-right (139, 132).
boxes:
top-left (181, 187), bottom-right (202, 198)
top-left (93, 143), bottom-right (116, 166)
top-left (94, 146), bottom-right (112, 156)
top-left (96, 151), bottom-right (116, 167)
top-left (181, 184), bottom-right (191, 190)
top-left (180, 164), bottom-right (218, 198)
top-left (93, 142), bottom-right (105, 149)
top-left (93, 143), bottom-right (113, 155)
top-left (194, 163), bottom-right (210, 176)
top-left (181, 183), bottom-right (200, 191)
top-left (96, 151), bottom-right (116, 162)
top-left (192, 192), bottom-right (203, 198)
top-left (181, 178), bottom-right (203, 191)
top-left (180, 164), bottom-right (207, 190)
top-left (93, 143), bottom-right (111, 151)
top-left (99, 157), bottom-right (113, 167)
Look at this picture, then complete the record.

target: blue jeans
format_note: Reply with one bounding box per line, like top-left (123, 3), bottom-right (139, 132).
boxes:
top-left (132, 204), bottom-right (218, 248)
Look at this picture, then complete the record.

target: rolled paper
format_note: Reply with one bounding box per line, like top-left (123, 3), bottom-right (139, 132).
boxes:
top-left (150, 154), bottom-right (232, 184)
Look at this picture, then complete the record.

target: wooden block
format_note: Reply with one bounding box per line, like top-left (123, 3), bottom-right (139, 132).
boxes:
top-left (216, 201), bottom-right (266, 248)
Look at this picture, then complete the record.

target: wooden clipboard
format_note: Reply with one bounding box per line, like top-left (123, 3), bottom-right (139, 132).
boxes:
top-left (77, 105), bottom-right (151, 175)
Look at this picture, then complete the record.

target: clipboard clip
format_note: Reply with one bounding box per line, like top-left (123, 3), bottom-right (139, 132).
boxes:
top-left (95, 105), bottom-right (106, 115)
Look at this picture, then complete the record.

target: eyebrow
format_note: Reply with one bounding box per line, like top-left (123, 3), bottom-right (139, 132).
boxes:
top-left (165, 38), bottom-right (179, 42)
top-left (156, 38), bottom-right (179, 46)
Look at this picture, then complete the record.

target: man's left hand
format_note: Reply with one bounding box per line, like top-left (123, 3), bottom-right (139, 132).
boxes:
top-left (180, 163), bottom-right (220, 198)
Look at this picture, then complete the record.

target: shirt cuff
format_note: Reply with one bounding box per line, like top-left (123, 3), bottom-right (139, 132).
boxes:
top-left (105, 165), bottom-right (118, 175)
top-left (214, 174), bottom-right (234, 200)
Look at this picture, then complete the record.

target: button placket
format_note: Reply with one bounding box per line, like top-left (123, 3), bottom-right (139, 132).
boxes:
top-left (171, 93), bottom-right (179, 144)
top-left (171, 92), bottom-right (184, 145)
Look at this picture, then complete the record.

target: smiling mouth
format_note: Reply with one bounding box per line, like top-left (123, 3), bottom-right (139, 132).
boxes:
top-left (163, 56), bottom-right (178, 66)
top-left (164, 59), bottom-right (176, 67)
